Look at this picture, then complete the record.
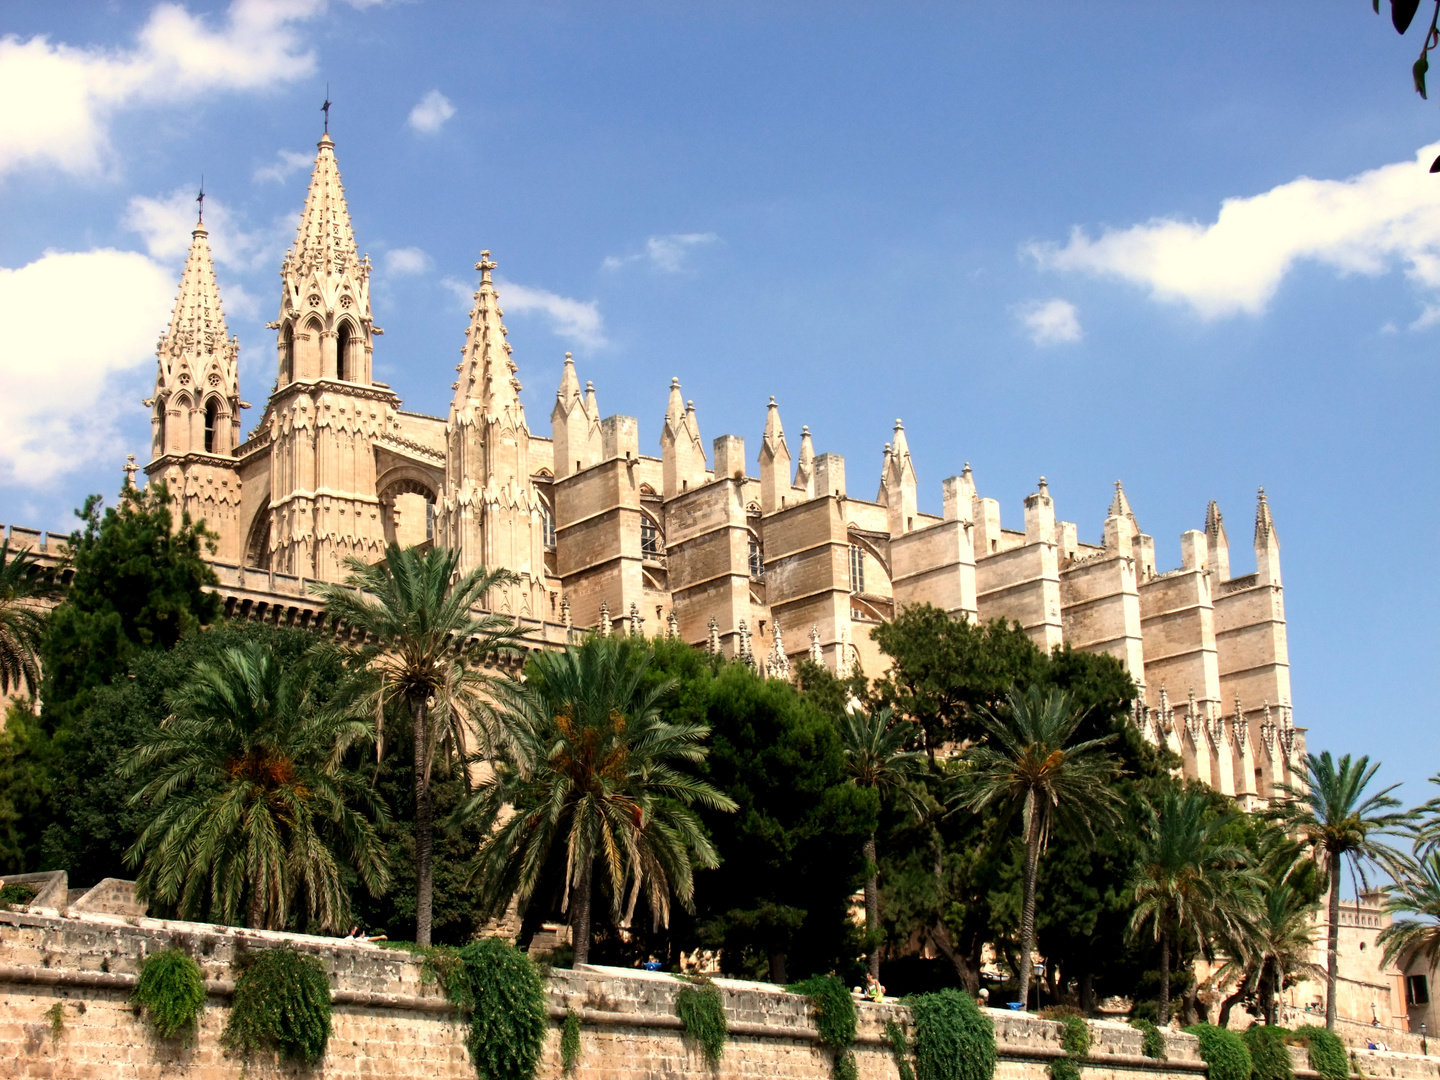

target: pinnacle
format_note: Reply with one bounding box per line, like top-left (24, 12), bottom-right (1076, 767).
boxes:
top-left (1254, 486), bottom-right (1276, 546)
top-left (1109, 479), bottom-right (1134, 520)
top-left (289, 133), bottom-right (359, 281)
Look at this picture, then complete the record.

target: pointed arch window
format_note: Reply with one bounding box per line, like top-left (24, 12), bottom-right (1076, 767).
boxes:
top-left (280, 322), bottom-right (294, 384)
top-left (641, 515), bottom-right (663, 561)
top-left (203, 399), bottom-right (220, 453)
top-left (336, 321), bottom-right (352, 381)
top-left (849, 544), bottom-right (865, 593)
top-left (748, 535), bottom-right (765, 579)
top-left (155, 399), bottom-right (167, 459)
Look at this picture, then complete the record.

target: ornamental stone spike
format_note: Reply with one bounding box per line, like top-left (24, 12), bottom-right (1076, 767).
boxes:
top-left (707, 616), bottom-right (720, 656)
top-left (629, 601), bottom-right (643, 638)
top-left (666, 610), bottom-right (679, 640)
top-left (809, 624), bottom-right (823, 665)
top-left (598, 598), bottom-right (611, 638)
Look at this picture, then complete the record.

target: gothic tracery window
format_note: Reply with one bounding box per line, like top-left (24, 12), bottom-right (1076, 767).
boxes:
top-left (748, 535), bottom-right (764, 579)
top-left (204, 398), bottom-right (220, 453)
top-left (849, 543), bottom-right (865, 593)
top-left (641, 516), bottom-right (662, 560)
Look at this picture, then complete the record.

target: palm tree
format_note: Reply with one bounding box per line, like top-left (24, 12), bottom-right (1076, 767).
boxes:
top-left (1128, 788), bottom-right (1262, 1025)
top-left (311, 544), bottom-right (524, 947)
top-left (839, 705), bottom-right (927, 979)
top-left (460, 635), bottom-right (737, 966)
top-left (951, 685), bottom-right (1120, 1011)
top-left (0, 540), bottom-right (60, 698)
top-left (1271, 751), bottom-right (1408, 1030)
top-left (1211, 879), bottom-right (1323, 1026)
top-left (122, 640), bottom-right (389, 931)
top-left (1379, 851), bottom-right (1440, 970)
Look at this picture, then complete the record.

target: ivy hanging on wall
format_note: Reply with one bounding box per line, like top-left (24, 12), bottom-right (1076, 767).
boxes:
top-left (910, 989), bottom-right (997, 1080)
top-left (221, 947), bottom-right (332, 1064)
top-left (791, 974), bottom-right (859, 1080)
top-left (133, 948), bottom-right (206, 1042)
top-left (675, 976), bottom-right (728, 1068)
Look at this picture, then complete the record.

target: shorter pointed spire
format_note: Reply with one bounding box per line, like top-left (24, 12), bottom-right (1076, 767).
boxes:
top-left (557, 352), bottom-right (580, 404)
top-left (1254, 487), bottom-right (1276, 545)
top-left (1206, 499), bottom-right (1224, 538)
top-left (1109, 480), bottom-right (1134, 520)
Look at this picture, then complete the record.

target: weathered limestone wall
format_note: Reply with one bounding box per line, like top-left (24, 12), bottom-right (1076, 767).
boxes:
top-left (7, 909), bottom-right (1440, 1080)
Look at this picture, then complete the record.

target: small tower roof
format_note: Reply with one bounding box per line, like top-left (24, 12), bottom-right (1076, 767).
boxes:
top-left (156, 217), bottom-right (236, 395)
top-left (1108, 480), bottom-right (1135, 521)
top-left (290, 132), bottom-right (359, 281)
top-left (1254, 487), bottom-right (1278, 547)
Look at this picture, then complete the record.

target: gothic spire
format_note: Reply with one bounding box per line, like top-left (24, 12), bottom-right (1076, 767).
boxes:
top-left (157, 218), bottom-right (236, 395)
top-left (1206, 499), bottom-right (1225, 539)
top-left (1109, 480), bottom-right (1135, 521)
top-left (1254, 487), bottom-right (1277, 547)
top-left (454, 250), bottom-right (525, 430)
top-left (289, 132), bottom-right (359, 282)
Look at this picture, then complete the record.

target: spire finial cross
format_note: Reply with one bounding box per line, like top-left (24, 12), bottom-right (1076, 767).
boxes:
top-left (322, 85), bottom-right (332, 134)
top-left (196, 176), bottom-right (205, 224)
top-left (123, 454), bottom-right (139, 488)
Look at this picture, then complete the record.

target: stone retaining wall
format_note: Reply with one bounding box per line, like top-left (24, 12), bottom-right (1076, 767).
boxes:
top-left (3, 909), bottom-right (1438, 1080)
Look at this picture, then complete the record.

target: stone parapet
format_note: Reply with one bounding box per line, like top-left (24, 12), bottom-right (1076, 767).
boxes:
top-left (5, 909), bottom-right (1438, 1080)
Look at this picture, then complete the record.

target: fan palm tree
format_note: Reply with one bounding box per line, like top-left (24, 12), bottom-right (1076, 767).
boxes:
top-left (951, 685), bottom-right (1121, 1011)
top-left (1378, 851), bottom-right (1440, 971)
top-left (1271, 751), bottom-right (1408, 1029)
top-left (459, 635), bottom-right (737, 966)
top-left (311, 543), bottom-right (525, 946)
top-left (1129, 788), bottom-right (1262, 1025)
top-left (0, 540), bottom-right (61, 697)
top-left (121, 640), bottom-right (388, 931)
top-left (839, 705), bottom-right (927, 979)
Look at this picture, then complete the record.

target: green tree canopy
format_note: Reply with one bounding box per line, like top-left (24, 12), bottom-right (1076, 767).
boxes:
top-left (41, 483), bottom-right (219, 730)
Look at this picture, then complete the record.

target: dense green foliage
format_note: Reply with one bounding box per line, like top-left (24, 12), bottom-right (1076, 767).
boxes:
top-left (1243, 1025), bottom-right (1296, 1080)
top-left (674, 977), bottom-right (728, 1067)
top-left (1183, 1024), bottom-right (1252, 1080)
top-left (41, 485), bottom-right (220, 729)
top-left (441, 938), bottom-right (549, 1080)
top-left (560, 1008), bottom-right (581, 1073)
top-left (0, 881), bottom-right (36, 907)
top-left (1060, 1016), bottom-right (1092, 1058)
top-left (222, 947), bottom-right (332, 1063)
top-left (1129, 1018), bottom-right (1166, 1060)
top-left (1294, 1025), bottom-right (1349, 1080)
top-left (122, 639), bottom-right (389, 931)
top-left (1049, 1058), bottom-right (1082, 1080)
top-left (792, 973), bottom-right (857, 1078)
top-left (910, 989), bottom-right (997, 1080)
top-left (132, 948), bottom-right (206, 1040)
top-left (886, 1018), bottom-right (916, 1080)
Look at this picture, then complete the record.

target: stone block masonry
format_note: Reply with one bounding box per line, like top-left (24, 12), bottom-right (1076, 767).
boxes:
top-left (4, 908), bottom-right (1438, 1080)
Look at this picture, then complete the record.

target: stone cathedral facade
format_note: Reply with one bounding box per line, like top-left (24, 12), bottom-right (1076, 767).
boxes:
top-left (142, 130), bottom-right (1302, 805)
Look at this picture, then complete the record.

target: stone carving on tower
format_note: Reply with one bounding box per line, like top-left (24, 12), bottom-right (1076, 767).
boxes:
top-left (260, 130), bottom-right (391, 579)
top-left (144, 211), bottom-right (245, 561)
top-left (435, 251), bottom-right (548, 618)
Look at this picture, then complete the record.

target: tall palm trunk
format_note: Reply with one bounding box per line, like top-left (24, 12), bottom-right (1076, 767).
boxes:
top-left (412, 694), bottom-right (434, 947)
top-left (1325, 852), bottom-right (1341, 1030)
top-left (1015, 792), bottom-right (1042, 1010)
top-left (865, 831), bottom-right (881, 980)
top-left (1158, 920), bottom-right (1172, 1025)
top-left (570, 856), bottom-right (594, 967)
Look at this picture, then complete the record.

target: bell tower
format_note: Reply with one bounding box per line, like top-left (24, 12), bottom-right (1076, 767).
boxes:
top-left (144, 211), bottom-right (244, 560)
top-left (262, 129), bottom-right (394, 579)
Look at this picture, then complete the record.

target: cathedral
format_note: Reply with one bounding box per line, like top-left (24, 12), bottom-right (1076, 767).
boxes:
top-left (142, 127), bottom-right (1302, 805)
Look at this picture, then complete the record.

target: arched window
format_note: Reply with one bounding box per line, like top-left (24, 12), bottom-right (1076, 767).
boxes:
top-left (849, 544), bottom-right (865, 593)
top-left (336, 321), bottom-right (352, 381)
top-left (748, 536), bottom-right (764, 579)
top-left (203, 399), bottom-right (220, 453)
top-left (641, 516), bottom-right (662, 560)
top-left (155, 400), bottom-right (167, 458)
top-left (280, 323), bottom-right (294, 383)
top-left (539, 500), bottom-right (557, 549)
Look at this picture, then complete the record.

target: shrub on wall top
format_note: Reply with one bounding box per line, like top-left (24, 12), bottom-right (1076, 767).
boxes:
top-left (910, 988), bottom-right (998, 1080)
top-left (1294, 1025), bottom-right (1349, 1080)
top-left (1244, 1025), bottom-right (1296, 1080)
top-left (132, 948), bottom-right (206, 1041)
top-left (221, 947), bottom-right (332, 1064)
top-left (1129, 1018), bottom-right (1167, 1061)
top-left (1061, 1016), bottom-right (1092, 1058)
top-left (1184, 1023), bottom-right (1252, 1080)
top-left (675, 977), bottom-right (728, 1068)
top-left (444, 938), bottom-right (549, 1080)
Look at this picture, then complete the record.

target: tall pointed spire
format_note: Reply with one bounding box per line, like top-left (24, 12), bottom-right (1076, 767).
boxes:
top-left (1254, 487), bottom-right (1281, 587)
top-left (794, 425), bottom-right (815, 498)
top-left (453, 250), bottom-right (524, 428)
top-left (883, 419), bottom-right (918, 536)
top-left (1109, 480), bottom-right (1135, 521)
top-left (290, 132), bottom-right (359, 283)
top-left (1254, 487), bottom-right (1277, 546)
top-left (759, 396), bottom-right (792, 513)
top-left (149, 218), bottom-right (240, 461)
top-left (1205, 499), bottom-right (1230, 581)
top-left (551, 353), bottom-right (601, 479)
top-left (660, 377), bottom-right (706, 497)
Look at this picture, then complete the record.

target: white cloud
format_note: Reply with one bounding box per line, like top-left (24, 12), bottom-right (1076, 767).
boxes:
top-left (123, 186), bottom-right (285, 272)
top-left (0, 0), bottom-right (356, 180)
top-left (407, 90), bottom-right (455, 134)
top-left (385, 246), bottom-right (432, 276)
top-left (253, 149), bottom-right (311, 184)
top-left (439, 275), bottom-right (606, 349)
top-left (603, 232), bottom-right (718, 273)
top-left (0, 249), bottom-right (175, 484)
top-left (1015, 298), bottom-right (1082, 346)
top-left (1030, 141), bottom-right (1440, 324)
top-left (441, 276), bottom-right (473, 307)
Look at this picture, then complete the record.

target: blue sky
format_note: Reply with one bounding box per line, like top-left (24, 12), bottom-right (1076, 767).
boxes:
top-left (1, 2), bottom-right (1436, 803)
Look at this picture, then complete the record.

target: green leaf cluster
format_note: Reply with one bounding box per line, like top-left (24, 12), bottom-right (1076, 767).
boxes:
top-left (674, 976), bottom-right (728, 1068)
top-left (886, 1018), bottom-right (916, 1080)
top-left (1294, 1025), bottom-right (1349, 1080)
top-left (221, 947), bottom-right (332, 1064)
top-left (1128, 1018), bottom-right (1166, 1061)
top-left (0, 881), bottom-right (36, 907)
top-left (441, 938), bottom-right (549, 1080)
top-left (560, 1008), bottom-right (582, 1073)
top-left (910, 988), bottom-right (997, 1080)
top-left (792, 973), bottom-right (858, 1079)
top-left (1183, 1024), bottom-right (1252, 1080)
top-left (1244, 1025), bottom-right (1295, 1080)
top-left (132, 948), bottom-right (206, 1041)
top-left (1060, 1016), bottom-right (1092, 1058)
top-left (1049, 1058), bottom-right (1082, 1080)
